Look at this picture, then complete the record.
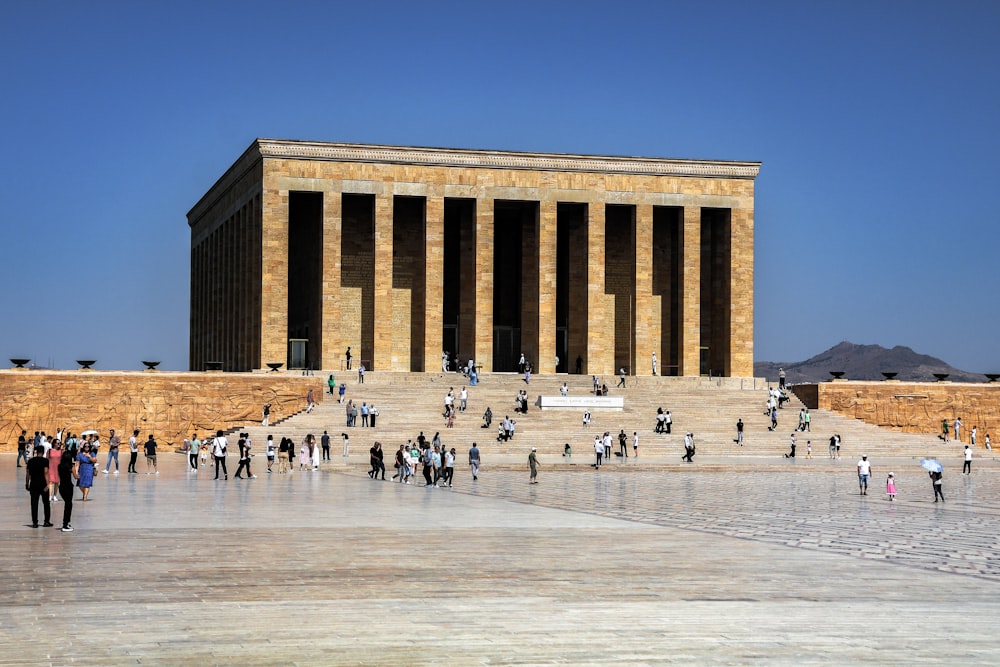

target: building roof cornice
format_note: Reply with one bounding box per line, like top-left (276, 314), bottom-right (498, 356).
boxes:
top-left (256, 139), bottom-right (761, 180)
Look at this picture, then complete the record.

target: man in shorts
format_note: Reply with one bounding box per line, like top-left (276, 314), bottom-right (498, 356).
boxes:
top-left (857, 455), bottom-right (871, 495)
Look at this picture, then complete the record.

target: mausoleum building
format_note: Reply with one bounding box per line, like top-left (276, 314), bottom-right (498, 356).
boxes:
top-left (188, 139), bottom-right (760, 376)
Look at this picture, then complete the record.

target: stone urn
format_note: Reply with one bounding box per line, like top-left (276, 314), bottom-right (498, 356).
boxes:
top-left (76, 359), bottom-right (96, 370)
top-left (933, 373), bottom-right (950, 382)
top-left (9, 358), bottom-right (30, 369)
top-left (141, 361), bottom-right (161, 371)
top-left (829, 371), bottom-right (846, 380)
top-left (881, 372), bottom-right (898, 381)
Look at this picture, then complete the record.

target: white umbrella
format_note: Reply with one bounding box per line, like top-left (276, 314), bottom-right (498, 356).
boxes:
top-left (920, 458), bottom-right (943, 473)
top-left (80, 429), bottom-right (98, 436)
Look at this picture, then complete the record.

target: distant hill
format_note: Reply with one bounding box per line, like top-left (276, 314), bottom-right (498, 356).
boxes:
top-left (755, 341), bottom-right (987, 384)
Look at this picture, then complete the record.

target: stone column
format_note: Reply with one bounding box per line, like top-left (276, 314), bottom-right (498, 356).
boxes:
top-left (424, 196), bottom-right (445, 371)
top-left (373, 192), bottom-right (394, 370)
top-left (680, 205), bottom-right (701, 376)
top-left (474, 198), bottom-right (494, 372)
top-left (321, 187), bottom-right (343, 370)
top-left (587, 202), bottom-right (612, 375)
top-left (259, 185), bottom-right (289, 368)
top-left (634, 204), bottom-right (656, 375)
top-left (535, 199), bottom-right (557, 374)
top-left (728, 205), bottom-right (754, 376)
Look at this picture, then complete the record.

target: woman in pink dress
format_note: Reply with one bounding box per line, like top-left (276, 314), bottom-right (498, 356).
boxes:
top-left (47, 442), bottom-right (63, 502)
top-left (886, 472), bottom-right (897, 501)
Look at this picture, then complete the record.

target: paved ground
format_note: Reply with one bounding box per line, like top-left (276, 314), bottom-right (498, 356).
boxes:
top-left (3, 452), bottom-right (1000, 665)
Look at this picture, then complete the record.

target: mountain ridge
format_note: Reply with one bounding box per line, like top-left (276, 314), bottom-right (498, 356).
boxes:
top-left (754, 341), bottom-right (988, 384)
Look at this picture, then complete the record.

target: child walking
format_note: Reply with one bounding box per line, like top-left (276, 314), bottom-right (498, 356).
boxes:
top-left (886, 472), bottom-right (896, 501)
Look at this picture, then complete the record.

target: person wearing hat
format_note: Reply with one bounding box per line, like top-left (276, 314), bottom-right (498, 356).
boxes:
top-left (528, 447), bottom-right (539, 484)
top-left (857, 455), bottom-right (871, 495)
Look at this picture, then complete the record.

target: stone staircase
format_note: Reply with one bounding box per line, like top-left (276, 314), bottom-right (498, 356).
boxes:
top-left (232, 372), bottom-right (957, 470)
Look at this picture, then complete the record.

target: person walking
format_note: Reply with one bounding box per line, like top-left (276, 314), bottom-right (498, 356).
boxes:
top-left (234, 436), bottom-right (255, 479)
top-left (26, 446), bottom-right (53, 528)
top-left (345, 346), bottom-right (352, 370)
top-left (17, 430), bottom-right (29, 468)
top-left (930, 469), bottom-right (944, 502)
top-left (785, 433), bottom-right (796, 459)
top-left (306, 388), bottom-right (315, 413)
top-left (469, 442), bottom-right (481, 480)
top-left (58, 447), bottom-right (78, 531)
top-left (528, 448), bottom-right (539, 484)
top-left (594, 435), bottom-right (604, 468)
top-left (444, 447), bottom-right (456, 487)
top-left (735, 418), bottom-right (744, 446)
top-left (341, 433), bottom-right (350, 458)
top-left (102, 429), bottom-right (120, 474)
top-left (857, 455), bottom-right (871, 495)
top-left (369, 442), bottom-right (385, 480)
top-left (682, 432), bottom-right (696, 462)
top-left (617, 367), bottom-right (626, 388)
top-left (886, 472), bottom-right (897, 501)
top-left (633, 432), bottom-right (639, 458)
top-left (963, 446), bottom-right (973, 475)
top-left (212, 431), bottom-right (229, 480)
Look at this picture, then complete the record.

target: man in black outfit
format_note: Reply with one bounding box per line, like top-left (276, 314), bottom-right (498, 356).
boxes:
top-left (17, 430), bottom-right (29, 467)
top-left (25, 446), bottom-right (53, 527)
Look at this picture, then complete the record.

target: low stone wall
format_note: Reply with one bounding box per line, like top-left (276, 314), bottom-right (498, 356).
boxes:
top-left (0, 371), bottom-right (323, 450)
top-left (793, 381), bottom-right (1000, 437)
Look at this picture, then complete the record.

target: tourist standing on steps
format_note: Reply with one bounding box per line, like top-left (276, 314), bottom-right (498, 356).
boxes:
top-left (785, 433), bottom-right (796, 459)
top-left (306, 388), bottom-right (315, 413)
top-left (664, 410), bottom-right (672, 434)
top-left (213, 430), bottom-right (229, 480)
top-left (321, 431), bottom-right (331, 460)
top-left (963, 446), bottom-right (973, 474)
top-left (618, 367), bottom-right (626, 388)
top-left (857, 455), bottom-right (871, 495)
top-left (652, 352), bottom-right (657, 376)
top-left (528, 448), bottom-right (539, 484)
top-left (26, 446), bottom-right (52, 528)
top-left (971, 426), bottom-right (978, 447)
top-left (58, 447), bottom-right (78, 531)
top-left (369, 442), bottom-right (385, 479)
top-left (358, 363), bottom-right (365, 384)
top-left (341, 432), bottom-right (350, 458)
top-left (469, 442), bottom-right (481, 480)
top-left (736, 418), bottom-right (744, 446)
top-left (144, 435), bottom-right (159, 475)
top-left (940, 419), bottom-right (950, 442)
top-left (954, 417), bottom-right (963, 443)
top-left (328, 373), bottom-right (336, 395)
top-left (829, 435), bottom-right (837, 460)
top-left (262, 403), bottom-right (271, 426)
top-left (128, 429), bottom-right (140, 473)
top-left (518, 352), bottom-right (526, 374)
top-left (345, 346), bottom-right (352, 370)
top-left (930, 469), bottom-right (944, 502)
top-left (778, 367), bottom-right (786, 389)
top-left (338, 383), bottom-right (346, 404)
top-left (369, 403), bottom-right (378, 427)
top-left (803, 409), bottom-right (811, 432)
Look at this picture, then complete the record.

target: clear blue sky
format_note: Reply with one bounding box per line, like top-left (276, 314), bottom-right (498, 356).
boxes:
top-left (2, 1), bottom-right (998, 372)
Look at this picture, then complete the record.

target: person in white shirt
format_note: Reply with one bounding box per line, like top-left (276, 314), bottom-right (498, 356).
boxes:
top-left (963, 446), bottom-right (973, 475)
top-left (857, 455), bottom-right (872, 495)
top-left (560, 383), bottom-right (568, 397)
top-left (633, 432), bottom-right (639, 458)
top-left (593, 436), bottom-right (604, 468)
top-left (212, 430), bottom-right (229, 480)
top-left (128, 430), bottom-right (140, 473)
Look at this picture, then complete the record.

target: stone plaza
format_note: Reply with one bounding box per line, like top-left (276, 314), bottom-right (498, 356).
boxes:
top-left (4, 451), bottom-right (1000, 665)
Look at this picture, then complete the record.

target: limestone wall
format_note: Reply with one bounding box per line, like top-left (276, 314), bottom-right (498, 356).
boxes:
top-left (794, 381), bottom-right (1000, 437)
top-left (0, 371), bottom-right (322, 451)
